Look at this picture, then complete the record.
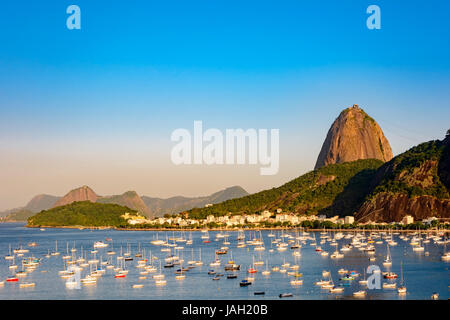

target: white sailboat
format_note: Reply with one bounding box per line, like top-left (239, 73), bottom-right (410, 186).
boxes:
top-left (441, 237), bottom-right (450, 261)
top-left (195, 248), bottom-right (203, 266)
top-left (62, 242), bottom-right (71, 260)
top-left (328, 274), bottom-right (343, 293)
top-left (4, 245), bottom-right (14, 260)
top-left (359, 267), bottom-right (368, 285)
top-left (261, 259), bottom-right (271, 276)
top-left (154, 261), bottom-right (167, 285)
top-left (187, 248), bottom-right (196, 265)
top-left (51, 240), bottom-right (60, 256)
top-left (397, 261), bottom-right (406, 294)
top-left (382, 244), bottom-right (392, 266)
top-left (412, 235), bottom-right (424, 252)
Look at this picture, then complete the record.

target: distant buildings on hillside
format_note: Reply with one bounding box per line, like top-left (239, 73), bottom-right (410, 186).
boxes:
top-left (120, 208), bottom-right (445, 229)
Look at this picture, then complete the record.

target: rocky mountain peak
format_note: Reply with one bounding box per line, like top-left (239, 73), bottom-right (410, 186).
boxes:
top-left (52, 185), bottom-right (98, 208)
top-left (314, 105), bottom-right (393, 169)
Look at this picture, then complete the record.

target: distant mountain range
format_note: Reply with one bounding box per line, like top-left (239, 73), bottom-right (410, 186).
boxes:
top-left (142, 186), bottom-right (249, 217)
top-left (0, 186), bottom-right (248, 221)
top-left (97, 191), bottom-right (152, 217)
top-left (0, 194), bottom-right (61, 220)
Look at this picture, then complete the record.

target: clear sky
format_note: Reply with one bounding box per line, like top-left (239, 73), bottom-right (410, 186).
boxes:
top-left (0, 0), bottom-right (449, 210)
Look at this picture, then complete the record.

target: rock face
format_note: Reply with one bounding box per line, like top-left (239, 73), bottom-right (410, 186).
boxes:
top-left (315, 105), bottom-right (393, 169)
top-left (355, 138), bottom-right (450, 223)
top-left (53, 186), bottom-right (98, 208)
top-left (356, 192), bottom-right (450, 223)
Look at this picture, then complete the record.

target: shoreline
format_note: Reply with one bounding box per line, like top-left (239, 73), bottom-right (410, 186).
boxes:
top-left (23, 224), bottom-right (449, 233)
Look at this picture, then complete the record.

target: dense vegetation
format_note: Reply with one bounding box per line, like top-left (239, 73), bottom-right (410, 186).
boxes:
top-left (27, 201), bottom-right (134, 227)
top-left (187, 159), bottom-right (383, 219)
top-left (369, 140), bottom-right (449, 199)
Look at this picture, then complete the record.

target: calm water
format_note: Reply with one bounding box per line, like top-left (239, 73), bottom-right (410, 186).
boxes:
top-left (0, 223), bottom-right (448, 300)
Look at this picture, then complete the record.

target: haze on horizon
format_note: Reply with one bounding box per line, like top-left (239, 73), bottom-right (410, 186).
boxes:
top-left (1, 1), bottom-right (449, 211)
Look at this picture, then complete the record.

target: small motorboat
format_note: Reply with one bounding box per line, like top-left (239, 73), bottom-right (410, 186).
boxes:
top-left (340, 275), bottom-right (354, 281)
top-left (353, 290), bottom-right (366, 297)
top-left (240, 280), bottom-right (251, 287)
top-left (248, 268), bottom-right (258, 274)
top-left (383, 272), bottom-right (398, 279)
top-left (114, 273), bottom-right (126, 278)
top-left (329, 286), bottom-right (344, 293)
top-left (6, 276), bottom-right (19, 282)
top-left (382, 282), bottom-right (396, 289)
top-left (279, 293), bottom-right (293, 298)
top-left (290, 279), bottom-right (303, 285)
top-left (93, 241), bottom-right (108, 249)
top-left (155, 280), bottom-right (167, 286)
top-left (19, 282), bottom-right (35, 288)
top-left (224, 264), bottom-right (240, 271)
top-left (397, 286), bottom-right (407, 294)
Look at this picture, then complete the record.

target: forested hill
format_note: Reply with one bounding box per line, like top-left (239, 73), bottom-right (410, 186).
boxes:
top-left (27, 201), bottom-right (134, 227)
top-left (187, 159), bottom-right (384, 219)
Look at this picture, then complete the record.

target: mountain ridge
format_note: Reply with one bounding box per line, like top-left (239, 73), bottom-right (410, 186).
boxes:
top-left (98, 191), bottom-right (153, 218)
top-left (1, 186), bottom-right (248, 221)
top-left (187, 159), bottom-right (384, 219)
top-left (142, 186), bottom-right (249, 217)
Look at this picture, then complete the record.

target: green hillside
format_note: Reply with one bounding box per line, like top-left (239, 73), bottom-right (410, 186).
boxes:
top-left (188, 159), bottom-right (384, 219)
top-left (369, 140), bottom-right (449, 199)
top-left (27, 201), bottom-right (134, 227)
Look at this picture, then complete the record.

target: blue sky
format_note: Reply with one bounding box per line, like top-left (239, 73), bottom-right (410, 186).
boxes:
top-left (0, 0), bottom-right (449, 209)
